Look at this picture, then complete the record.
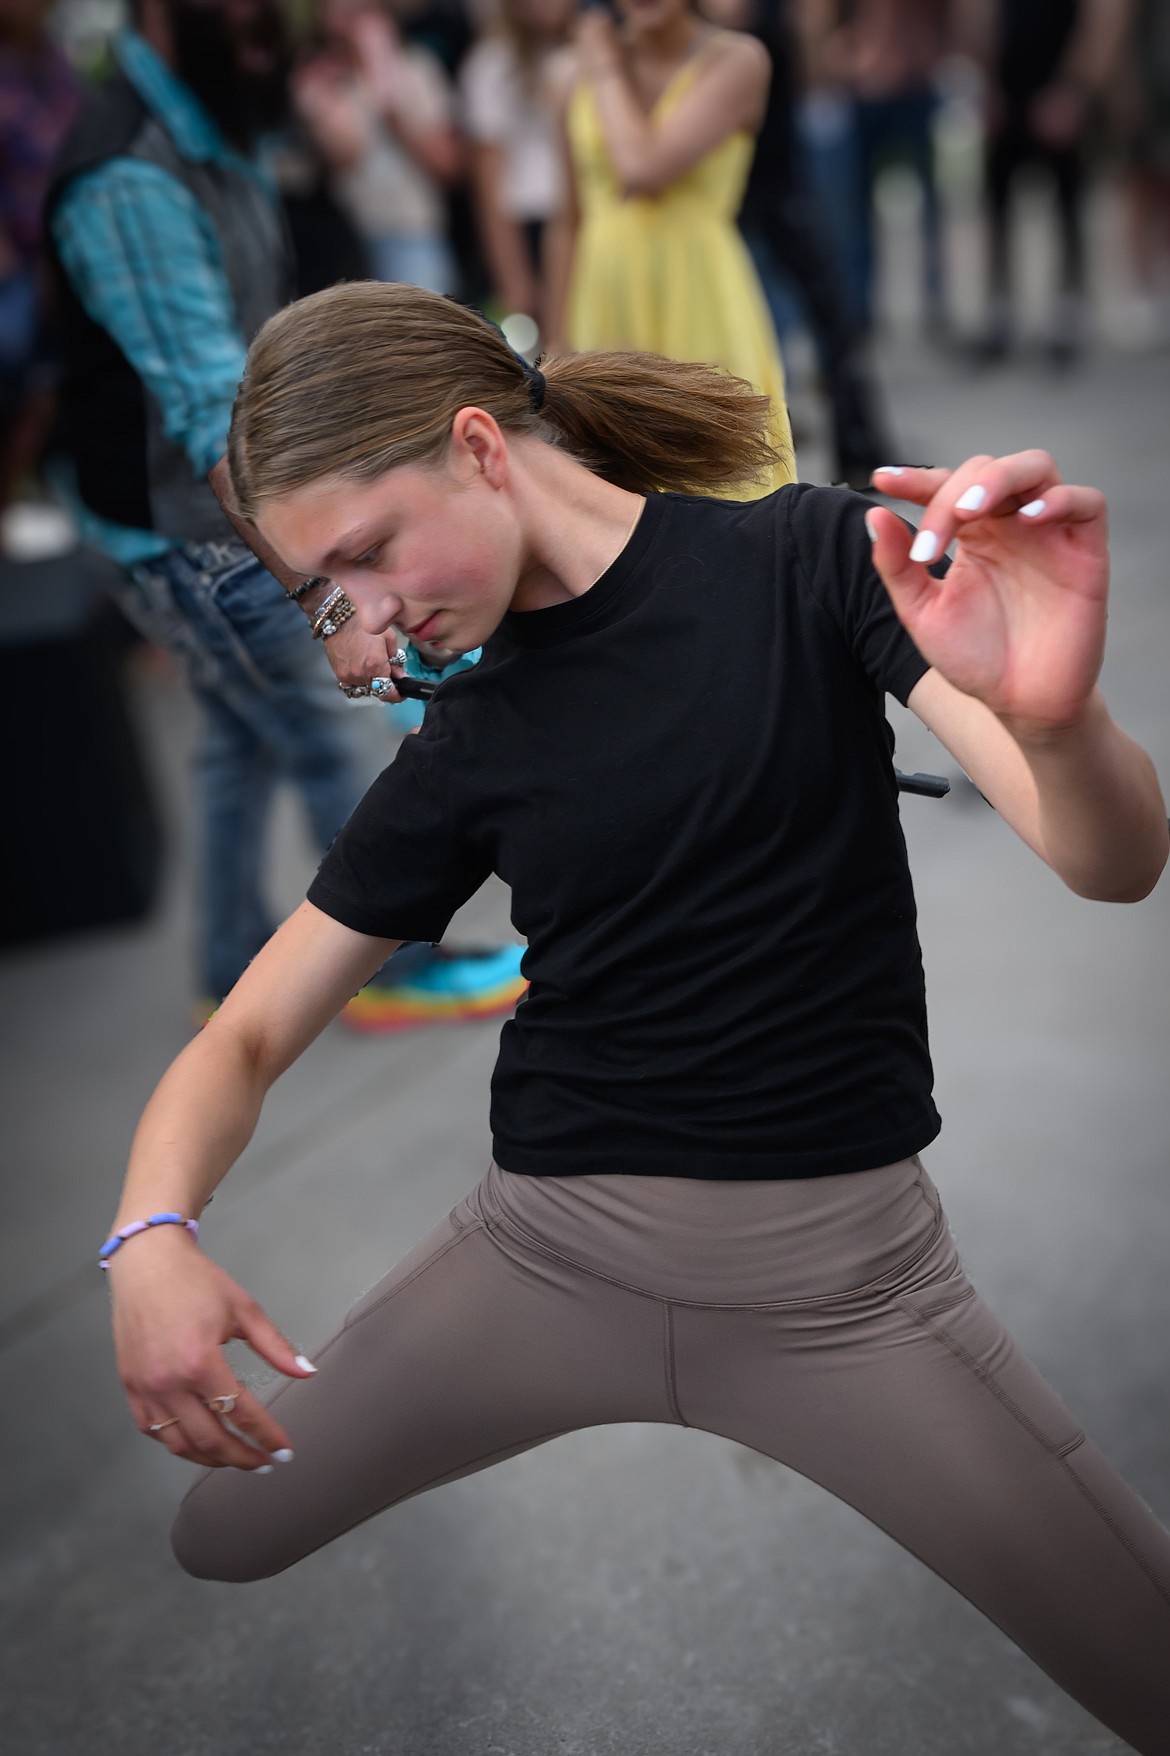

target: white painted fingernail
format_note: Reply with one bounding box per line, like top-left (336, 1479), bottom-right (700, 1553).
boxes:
top-left (864, 511), bottom-right (880, 543)
top-left (909, 529), bottom-right (939, 564)
top-left (955, 485), bottom-right (986, 511)
top-left (256, 1464), bottom-right (274, 1475)
top-left (1020, 498), bottom-right (1046, 518)
top-left (272, 1448), bottom-right (295, 1463)
top-left (875, 465), bottom-right (904, 475)
top-left (295, 1355), bottom-right (317, 1373)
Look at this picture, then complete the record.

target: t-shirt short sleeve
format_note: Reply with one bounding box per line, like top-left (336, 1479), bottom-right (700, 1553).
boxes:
top-left (785, 483), bottom-right (931, 706)
top-left (307, 730), bottom-right (492, 944)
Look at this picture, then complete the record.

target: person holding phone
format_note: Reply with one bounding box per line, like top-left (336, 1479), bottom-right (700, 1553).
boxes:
top-left (544, 0), bottom-right (794, 492)
top-left (105, 282), bottom-right (1170, 1754)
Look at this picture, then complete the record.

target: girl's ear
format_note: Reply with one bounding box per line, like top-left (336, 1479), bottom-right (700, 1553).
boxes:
top-left (449, 407), bottom-right (509, 485)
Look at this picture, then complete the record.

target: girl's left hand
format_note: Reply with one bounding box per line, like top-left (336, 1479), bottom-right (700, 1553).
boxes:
top-left (867, 452), bottom-right (1108, 733)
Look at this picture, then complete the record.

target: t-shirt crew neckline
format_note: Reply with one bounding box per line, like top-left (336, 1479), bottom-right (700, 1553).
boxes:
top-left (499, 492), bottom-right (667, 649)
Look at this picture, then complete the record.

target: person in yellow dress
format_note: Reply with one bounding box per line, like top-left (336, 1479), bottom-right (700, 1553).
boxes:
top-left (544, 0), bottom-right (795, 493)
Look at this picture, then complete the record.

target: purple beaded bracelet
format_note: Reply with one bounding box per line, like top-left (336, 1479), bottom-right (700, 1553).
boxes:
top-left (98, 1212), bottom-right (199, 1270)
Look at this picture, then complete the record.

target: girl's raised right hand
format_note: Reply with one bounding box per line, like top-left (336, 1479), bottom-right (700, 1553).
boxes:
top-left (108, 1227), bottom-right (315, 1470)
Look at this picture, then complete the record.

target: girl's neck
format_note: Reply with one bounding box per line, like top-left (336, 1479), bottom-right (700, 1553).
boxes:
top-left (507, 440), bottom-right (646, 614)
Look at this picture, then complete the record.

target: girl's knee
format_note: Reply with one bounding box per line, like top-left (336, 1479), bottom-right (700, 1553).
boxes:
top-left (170, 1478), bottom-right (296, 1584)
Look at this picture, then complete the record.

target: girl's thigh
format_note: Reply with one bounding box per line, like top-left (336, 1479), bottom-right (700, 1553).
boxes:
top-left (676, 1220), bottom-right (1170, 1754)
top-left (171, 1188), bottom-right (673, 1583)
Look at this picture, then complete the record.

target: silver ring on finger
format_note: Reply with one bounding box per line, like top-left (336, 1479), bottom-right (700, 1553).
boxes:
top-left (340, 681), bottom-right (372, 699)
top-left (203, 1392), bottom-right (239, 1416)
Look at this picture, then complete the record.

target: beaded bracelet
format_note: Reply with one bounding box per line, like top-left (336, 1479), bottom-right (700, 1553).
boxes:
top-left (310, 584), bottom-right (343, 635)
top-left (286, 573), bottom-right (329, 604)
top-left (310, 586), bottom-right (357, 640)
top-left (318, 598), bottom-right (355, 640)
top-left (99, 1212), bottom-right (199, 1270)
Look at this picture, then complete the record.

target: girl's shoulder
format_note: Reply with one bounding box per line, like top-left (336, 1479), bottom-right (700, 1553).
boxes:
top-left (668, 26), bottom-right (770, 122)
top-left (692, 26), bottom-right (771, 84)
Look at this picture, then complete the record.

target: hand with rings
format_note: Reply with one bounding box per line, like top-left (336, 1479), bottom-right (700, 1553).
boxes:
top-left (147, 1391), bottom-right (246, 1441)
top-left (140, 1373), bottom-right (307, 1471)
top-left (339, 650), bottom-right (407, 700)
top-left (111, 1239), bottom-right (315, 1471)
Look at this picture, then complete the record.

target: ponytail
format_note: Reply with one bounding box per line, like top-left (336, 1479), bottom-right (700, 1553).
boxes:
top-left (538, 350), bottom-right (783, 495)
top-left (229, 282), bottom-right (787, 518)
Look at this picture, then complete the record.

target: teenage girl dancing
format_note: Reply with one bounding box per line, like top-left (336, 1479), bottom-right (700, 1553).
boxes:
top-left (104, 283), bottom-right (1170, 1752)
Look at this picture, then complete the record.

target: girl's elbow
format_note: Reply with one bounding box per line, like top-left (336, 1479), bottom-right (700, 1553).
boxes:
top-left (1067, 843), bottom-right (1169, 904)
top-left (1075, 880), bottom-right (1159, 905)
top-left (1112, 858), bottom-right (1168, 904)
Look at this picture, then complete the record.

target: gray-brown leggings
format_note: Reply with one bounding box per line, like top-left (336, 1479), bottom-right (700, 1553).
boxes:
top-left (173, 1158), bottom-right (1170, 1754)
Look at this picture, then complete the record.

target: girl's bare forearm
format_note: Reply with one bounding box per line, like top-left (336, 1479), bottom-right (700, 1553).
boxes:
top-left (1007, 693), bottom-right (1169, 902)
top-left (111, 1021), bottom-right (271, 1229)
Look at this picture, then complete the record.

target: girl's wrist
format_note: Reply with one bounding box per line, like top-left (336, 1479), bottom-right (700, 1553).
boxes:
top-left (998, 689), bottom-right (1104, 753)
top-left (101, 1214), bottom-right (202, 1272)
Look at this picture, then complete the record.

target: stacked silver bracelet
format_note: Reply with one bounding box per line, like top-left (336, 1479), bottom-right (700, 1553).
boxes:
top-left (310, 585), bottom-right (357, 640)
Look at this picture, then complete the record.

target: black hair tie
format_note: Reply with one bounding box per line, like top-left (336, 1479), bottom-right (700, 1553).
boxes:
top-left (483, 310), bottom-right (547, 412)
top-left (522, 357), bottom-right (547, 413)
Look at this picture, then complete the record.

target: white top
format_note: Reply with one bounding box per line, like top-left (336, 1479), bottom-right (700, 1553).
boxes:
top-left (460, 36), bottom-right (564, 223)
top-left (334, 46), bottom-right (454, 239)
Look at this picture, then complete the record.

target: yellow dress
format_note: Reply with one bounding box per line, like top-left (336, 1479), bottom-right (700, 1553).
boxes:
top-left (566, 53), bottom-right (795, 494)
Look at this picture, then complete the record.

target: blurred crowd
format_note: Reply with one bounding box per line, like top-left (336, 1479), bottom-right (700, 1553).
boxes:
top-left (2, 0), bottom-right (1169, 535)
top-left (3, 0), bottom-right (1170, 999)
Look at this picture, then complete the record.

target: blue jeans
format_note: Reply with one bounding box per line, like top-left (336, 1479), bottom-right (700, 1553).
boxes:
top-left (798, 89), bottom-right (943, 336)
top-left (367, 233), bottom-right (457, 295)
top-left (853, 91), bottom-right (944, 334)
top-left (125, 539), bottom-right (371, 999)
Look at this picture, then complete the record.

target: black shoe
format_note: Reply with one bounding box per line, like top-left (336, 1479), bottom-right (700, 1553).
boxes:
top-left (828, 362), bottom-right (896, 491)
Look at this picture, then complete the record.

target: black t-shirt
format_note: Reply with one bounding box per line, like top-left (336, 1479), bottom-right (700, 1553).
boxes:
top-left (309, 485), bottom-right (940, 1180)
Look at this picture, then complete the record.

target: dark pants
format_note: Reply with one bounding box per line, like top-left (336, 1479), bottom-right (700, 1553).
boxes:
top-left (743, 185), bottom-right (891, 482)
top-left (174, 1156), bottom-right (1170, 1752)
top-left (986, 110), bottom-right (1087, 305)
top-left (854, 91), bottom-right (945, 335)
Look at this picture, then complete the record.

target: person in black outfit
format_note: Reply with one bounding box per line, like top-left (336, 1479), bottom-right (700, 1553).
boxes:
top-left (709, 0), bottom-right (894, 484)
top-left (974, 0), bottom-right (1132, 363)
top-left (103, 283), bottom-right (1169, 1754)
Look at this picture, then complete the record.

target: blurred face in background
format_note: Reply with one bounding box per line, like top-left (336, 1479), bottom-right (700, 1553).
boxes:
top-left (504, 0), bottom-right (575, 45)
top-left (318, 0), bottom-right (371, 33)
top-left (315, 0), bottom-right (388, 63)
top-left (168, 0), bottom-right (291, 145)
top-left (611, 0), bottom-right (694, 43)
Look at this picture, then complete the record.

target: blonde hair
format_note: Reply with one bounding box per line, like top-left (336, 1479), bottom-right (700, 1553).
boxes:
top-left (228, 281), bottom-right (786, 518)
